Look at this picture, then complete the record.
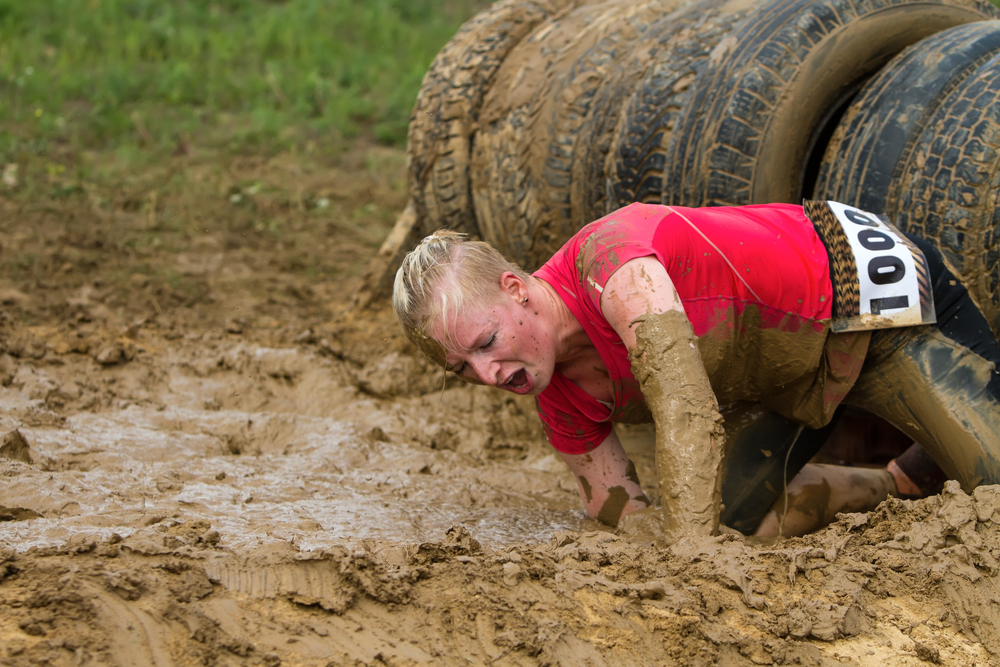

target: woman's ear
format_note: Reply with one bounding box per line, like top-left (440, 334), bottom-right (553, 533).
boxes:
top-left (499, 271), bottom-right (528, 303)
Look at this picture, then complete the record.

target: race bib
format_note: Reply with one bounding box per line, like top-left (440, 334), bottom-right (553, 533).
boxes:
top-left (803, 200), bottom-right (936, 333)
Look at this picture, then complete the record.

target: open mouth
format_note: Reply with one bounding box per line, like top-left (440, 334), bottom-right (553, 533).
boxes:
top-left (504, 369), bottom-right (529, 392)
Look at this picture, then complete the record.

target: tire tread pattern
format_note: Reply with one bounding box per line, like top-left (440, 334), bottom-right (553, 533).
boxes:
top-left (664, 0), bottom-right (999, 207)
top-left (407, 0), bottom-right (574, 236)
top-left (816, 21), bottom-right (1000, 335)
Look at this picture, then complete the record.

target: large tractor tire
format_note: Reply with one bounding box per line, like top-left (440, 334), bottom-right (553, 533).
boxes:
top-left (531, 0), bottom-right (689, 266)
top-left (817, 21), bottom-right (1000, 336)
top-left (406, 0), bottom-right (576, 237)
top-left (469, 0), bottom-right (639, 267)
top-left (658, 0), bottom-right (1000, 208)
top-left (470, 0), bottom-right (683, 269)
top-left (600, 0), bottom-right (753, 217)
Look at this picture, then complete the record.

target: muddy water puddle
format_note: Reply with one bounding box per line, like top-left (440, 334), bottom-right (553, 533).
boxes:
top-left (2, 336), bottom-right (1000, 666)
top-left (0, 342), bottom-right (587, 553)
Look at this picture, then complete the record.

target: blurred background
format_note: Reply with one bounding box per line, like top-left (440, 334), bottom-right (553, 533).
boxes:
top-left (0, 0), bottom-right (488, 332)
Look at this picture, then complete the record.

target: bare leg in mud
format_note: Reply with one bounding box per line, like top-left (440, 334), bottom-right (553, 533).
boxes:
top-left (753, 463), bottom-right (898, 537)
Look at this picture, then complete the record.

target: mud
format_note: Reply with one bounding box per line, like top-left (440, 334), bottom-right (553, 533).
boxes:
top-left (2, 144), bottom-right (1000, 665)
top-left (695, 302), bottom-right (871, 431)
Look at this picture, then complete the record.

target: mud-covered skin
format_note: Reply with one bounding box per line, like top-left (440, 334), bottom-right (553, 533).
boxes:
top-left (566, 442), bottom-right (651, 526)
top-left (756, 464), bottom-right (898, 537)
top-left (847, 326), bottom-right (1000, 490)
top-left (630, 310), bottom-right (725, 538)
top-left (625, 459), bottom-right (652, 507)
top-left (596, 485), bottom-right (631, 526)
top-left (575, 459), bottom-right (652, 527)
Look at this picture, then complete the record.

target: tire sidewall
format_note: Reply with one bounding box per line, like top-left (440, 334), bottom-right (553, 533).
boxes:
top-left (684, 0), bottom-right (997, 206)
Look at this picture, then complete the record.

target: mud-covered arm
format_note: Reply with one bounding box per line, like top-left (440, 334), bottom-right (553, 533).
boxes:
top-left (557, 429), bottom-right (650, 526)
top-left (600, 256), bottom-right (725, 538)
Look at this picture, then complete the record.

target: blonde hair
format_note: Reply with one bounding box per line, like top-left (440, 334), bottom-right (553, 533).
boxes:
top-left (393, 229), bottom-right (529, 366)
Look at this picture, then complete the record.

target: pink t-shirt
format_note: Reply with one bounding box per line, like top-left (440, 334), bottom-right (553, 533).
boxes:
top-left (533, 202), bottom-right (839, 455)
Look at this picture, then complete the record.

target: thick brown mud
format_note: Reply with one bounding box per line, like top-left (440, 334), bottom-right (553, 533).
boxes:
top-left (1, 144), bottom-right (999, 665)
top-left (631, 310), bottom-right (725, 539)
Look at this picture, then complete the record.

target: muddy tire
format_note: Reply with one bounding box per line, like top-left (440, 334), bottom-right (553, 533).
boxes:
top-left (660, 0), bottom-right (1000, 207)
top-left (566, 9), bottom-right (681, 225)
top-left (469, 0), bottom-right (624, 268)
top-left (602, 0), bottom-right (750, 215)
top-left (817, 21), bottom-right (1000, 335)
top-left (530, 0), bottom-right (686, 268)
top-left (471, 105), bottom-right (533, 266)
top-left (820, 28), bottom-right (1000, 335)
top-left (406, 0), bottom-right (573, 237)
top-left (817, 21), bottom-right (1000, 214)
top-left (571, 0), bottom-right (754, 225)
top-left (471, 0), bottom-right (681, 269)
top-left (471, 0), bottom-right (633, 269)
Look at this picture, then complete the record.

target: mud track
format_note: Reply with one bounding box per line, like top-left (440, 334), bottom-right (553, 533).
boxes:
top-left (1, 145), bottom-right (998, 666)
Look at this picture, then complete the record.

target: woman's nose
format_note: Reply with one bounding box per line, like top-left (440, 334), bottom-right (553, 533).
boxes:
top-left (469, 357), bottom-right (499, 386)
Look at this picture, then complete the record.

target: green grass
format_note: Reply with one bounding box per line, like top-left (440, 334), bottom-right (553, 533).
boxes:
top-left (0, 0), bottom-right (489, 162)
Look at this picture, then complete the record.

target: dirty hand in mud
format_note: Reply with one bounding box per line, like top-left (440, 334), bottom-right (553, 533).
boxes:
top-left (602, 257), bottom-right (725, 538)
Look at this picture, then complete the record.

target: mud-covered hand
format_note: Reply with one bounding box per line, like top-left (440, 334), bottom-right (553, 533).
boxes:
top-left (601, 257), bottom-right (725, 539)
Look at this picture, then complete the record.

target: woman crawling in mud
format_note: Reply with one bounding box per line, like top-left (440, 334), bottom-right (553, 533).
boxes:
top-left (392, 201), bottom-right (1000, 539)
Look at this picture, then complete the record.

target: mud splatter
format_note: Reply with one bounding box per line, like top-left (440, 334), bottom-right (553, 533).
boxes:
top-left (597, 485), bottom-right (630, 526)
top-left (848, 327), bottom-right (1000, 489)
top-left (3, 485), bottom-right (999, 665)
top-left (579, 474), bottom-right (594, 502)
top-left (1, 141), bottom-right (998, 664)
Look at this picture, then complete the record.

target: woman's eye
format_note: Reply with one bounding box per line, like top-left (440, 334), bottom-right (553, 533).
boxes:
top-left (482, 334), bottom-right (496, 350)
top-left (452, 363), bottom-right (466, 375)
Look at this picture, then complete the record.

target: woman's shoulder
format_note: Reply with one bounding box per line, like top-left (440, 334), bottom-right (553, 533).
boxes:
top-left (533, 203), bottom-right (673, 305)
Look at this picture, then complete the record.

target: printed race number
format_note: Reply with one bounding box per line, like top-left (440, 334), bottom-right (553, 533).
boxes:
top-left (826, 201), bottom-right (935, 332)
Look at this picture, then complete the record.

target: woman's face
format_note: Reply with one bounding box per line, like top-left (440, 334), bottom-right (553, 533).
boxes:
top-left (431, 275), bottom-right (557, 396)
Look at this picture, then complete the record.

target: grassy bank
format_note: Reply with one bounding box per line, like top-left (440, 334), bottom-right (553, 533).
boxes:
top-left (0, 0), bottom-right (488, 165)
top-left (0, 1), bottom-right (489, 319)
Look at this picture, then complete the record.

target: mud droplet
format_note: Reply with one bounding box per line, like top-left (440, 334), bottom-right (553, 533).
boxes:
top-left (638, 581), bottom-right (666, 600)
top-left (0, 430), bottom-right (33, 464)
top-left (625, 459), bottom-right (641, 487)
top-left (93, 343), bottom-right (125, 366)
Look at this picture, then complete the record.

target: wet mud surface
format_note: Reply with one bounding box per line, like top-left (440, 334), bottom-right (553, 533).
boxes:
top-left (2, 145), bottom-right (1000, 665)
